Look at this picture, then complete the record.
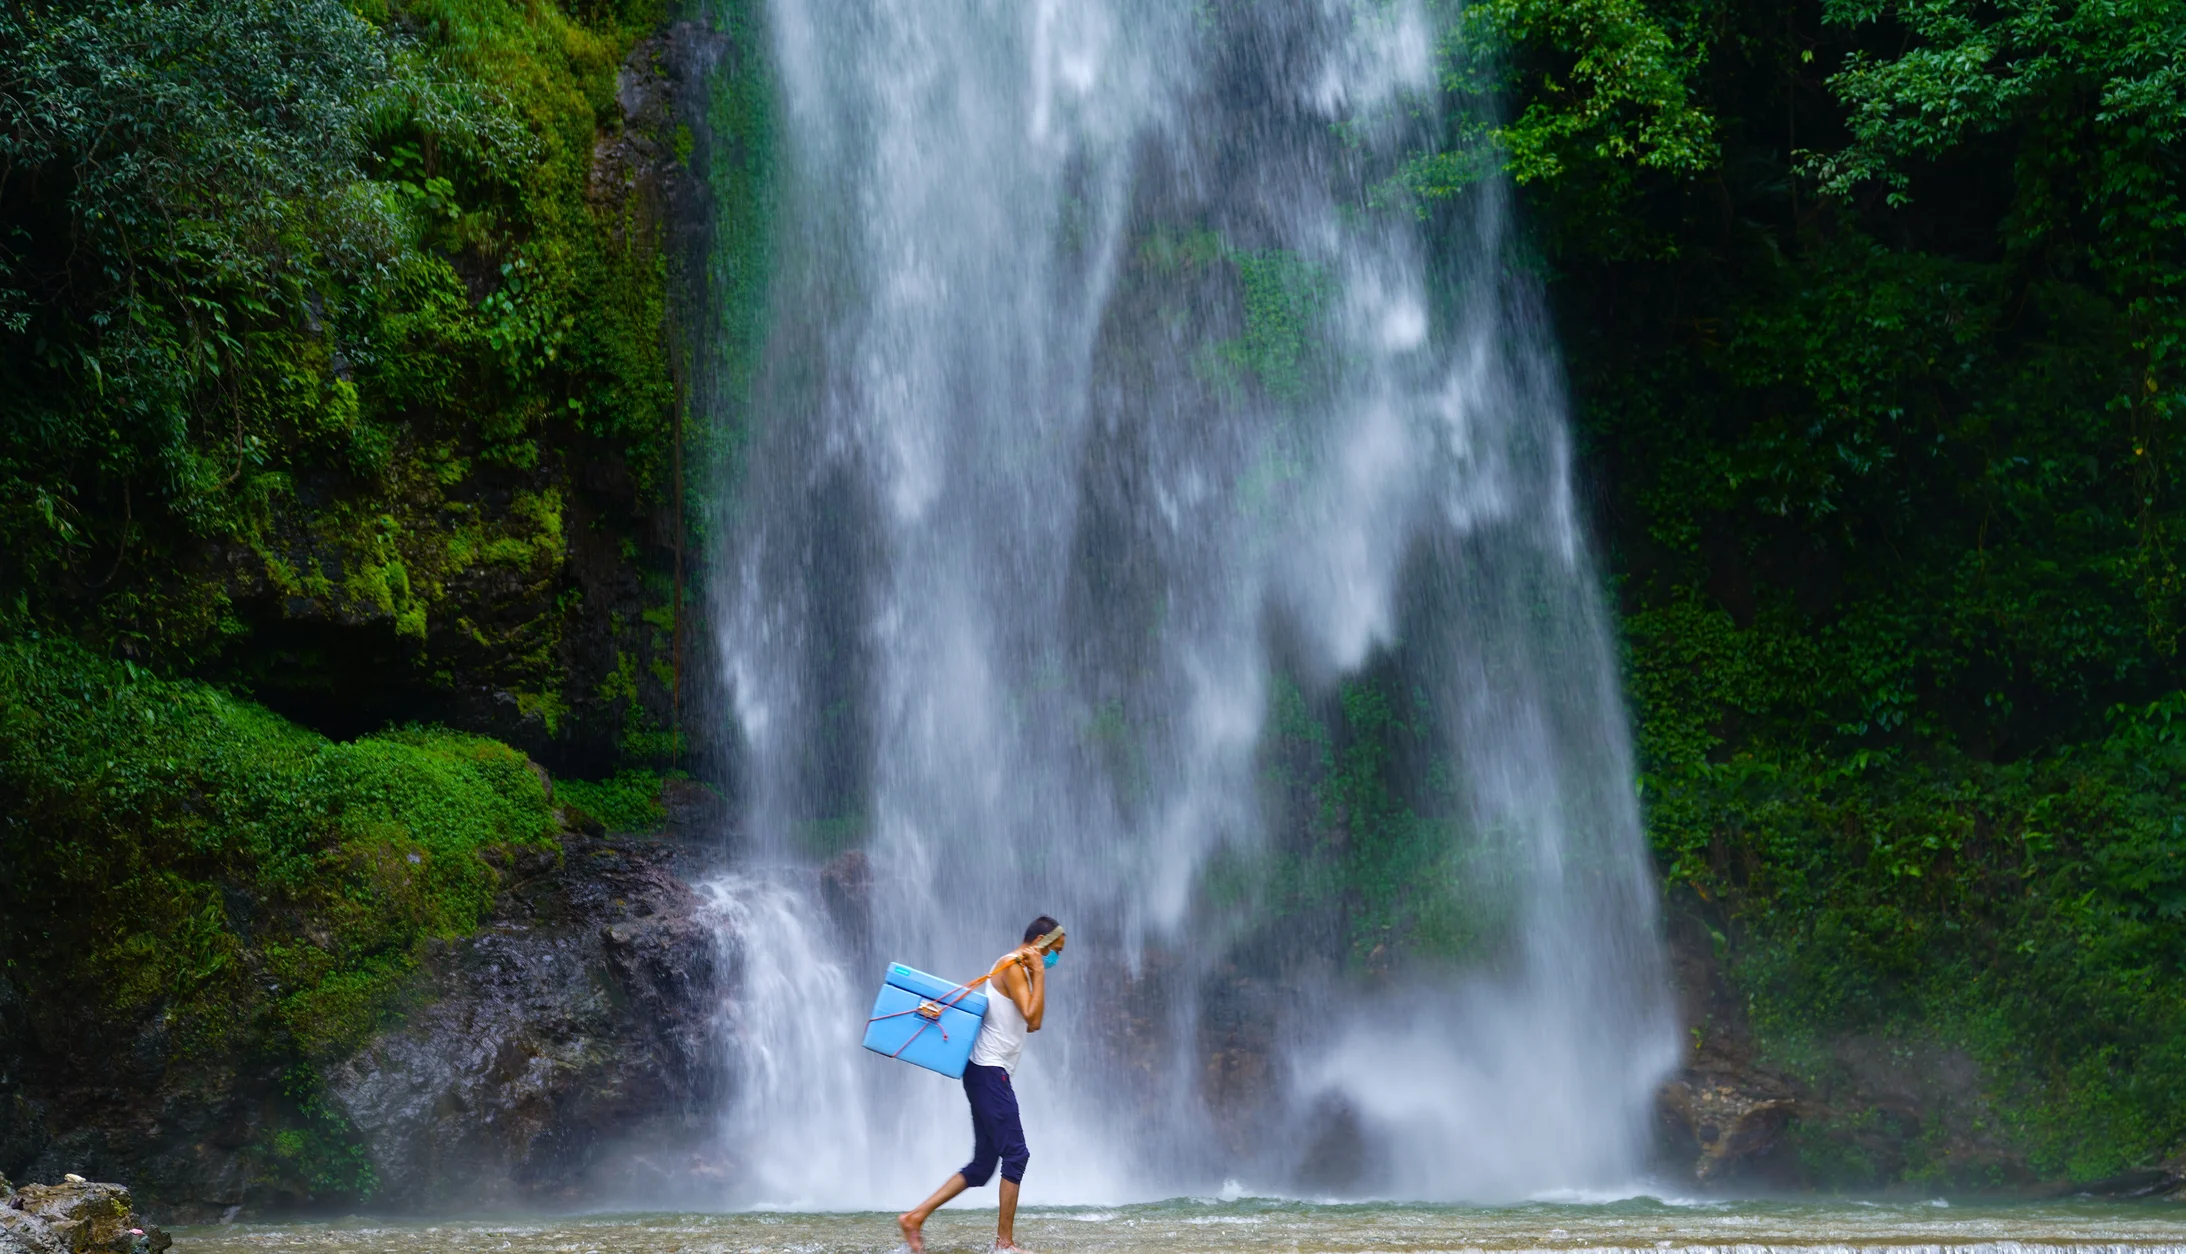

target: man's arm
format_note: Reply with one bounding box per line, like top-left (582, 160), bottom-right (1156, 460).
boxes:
top-left (1024, 950), bottom-right (1045, 1031)
top-left (995, 949), bottom-right (1047, 1031)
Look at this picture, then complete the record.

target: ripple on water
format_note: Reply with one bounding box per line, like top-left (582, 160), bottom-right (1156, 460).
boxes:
top-left (169, 1199), bottom-right (2186, 1254)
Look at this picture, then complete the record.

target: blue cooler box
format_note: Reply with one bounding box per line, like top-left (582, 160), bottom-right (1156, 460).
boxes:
top-left (863, 963), bottom-right (989, 1078)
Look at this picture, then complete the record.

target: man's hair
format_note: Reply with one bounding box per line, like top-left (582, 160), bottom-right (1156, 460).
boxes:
top-left (1023, 915), bottom-right (1061, 944)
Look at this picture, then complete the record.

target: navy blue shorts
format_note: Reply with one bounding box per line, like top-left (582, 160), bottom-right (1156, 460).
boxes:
top-left (959, 1062), bottom-right (1029, 1186)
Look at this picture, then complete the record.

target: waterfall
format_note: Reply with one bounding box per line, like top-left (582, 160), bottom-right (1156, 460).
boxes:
top-left (696, 0), bottom-right (1679, 1207)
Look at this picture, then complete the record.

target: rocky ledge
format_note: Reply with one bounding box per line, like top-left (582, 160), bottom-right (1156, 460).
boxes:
top-left (0, 836), bottom-right (731, 1221)
top-left (319, 837), bottom-right (730, 1214)
top-left (1651, 899), bottom-right (2186, 1196)
top-left (0, 1176), bottom-right (169, 1254)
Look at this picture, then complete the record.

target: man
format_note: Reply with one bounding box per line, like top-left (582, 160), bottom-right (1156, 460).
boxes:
top-left (898, 915), bottom-right (1065, 1253)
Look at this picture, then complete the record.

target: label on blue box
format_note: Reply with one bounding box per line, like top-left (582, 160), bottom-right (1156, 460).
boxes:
top-left (863, 963), bottom-right (989, 1078)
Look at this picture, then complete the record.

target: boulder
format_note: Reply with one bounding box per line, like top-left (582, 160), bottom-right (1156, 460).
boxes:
top-left (322, 839), bottom-right (727, 1211)
top-left (0, 1207), bottom-right (58, 1254)
top-left (1655, 898), bottom-right (2044, 1193)
top-left (0, 837), bottom-right (730, 1219)
top-left (1658, 1078), bottom-right (1800, 1181)
top-left (0, 1180), bottom-right (168, 1254)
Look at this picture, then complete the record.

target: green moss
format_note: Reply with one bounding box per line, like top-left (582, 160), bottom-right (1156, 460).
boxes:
top-left (556, 769), bottom-right (670, 833)
top-left (1631, 593), bottom-right (2186, 1180)
top-left (690, 0), bottom-right (777, 531)
top-left (620, 728), bottom-right (681, 762)
top-left (1137, 226), bottom-right (1225, 274)
top-left (1178, 241), bottom-right (1334, 407)
top-left (597, 647), bottom-right (639, 705)
top-left (0, 646), bottom-right (563, 1204)
top-left (0, 0), bottom-right (689, 764)
top-left (1212, 666), bottom-right (1507, 980)
top-left (0, 638), bottom-right (556, 1067)
top-left (481, 536), bottom-right (542, 566)
top-left (1229, 249), bottom-right (1331, 404)
top-left (260, 1064), bottom-right (379, 1202)
top-left (280, 955), bottom-right (417, 1061)
top-left (513, 688), bottom-right (567, 734)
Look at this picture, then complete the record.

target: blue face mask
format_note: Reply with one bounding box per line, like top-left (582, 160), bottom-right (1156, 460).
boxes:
top-left (1042, 949), bottom-right (1059, 970)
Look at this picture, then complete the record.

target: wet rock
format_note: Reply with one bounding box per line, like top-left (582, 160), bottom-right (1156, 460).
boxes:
top-left (1657, 1078), bottom-right (1800, 1182)
top-left (1, 1006), bottom-right (266, 1225)
top-left (0, 982), bottom-right (46, 1183)
top-left (0, 838), bottom-right (730, 1220)
top-left (1292, 1095), bottom-right (1374, 1193)
top-left (817, 849), bottom-right (872, 941)
top-left (661, 777), bottom-right (731, 841)
top-left (1653, 902), bottom-right (1807, 1186)
top-left (2034, 1161), bottom-right (2186, 1201)
top-left (1655, 897), bottom-right (2042, 1193)
top-left (324, 839), bottom-right (727, 1212)
top-left (1, 1179), bottom-right (169, 1254)
top-left (0, 1207), bottom-right (58, 1254)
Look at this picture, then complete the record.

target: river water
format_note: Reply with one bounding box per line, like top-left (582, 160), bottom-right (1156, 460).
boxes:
top-left (174, 1198), bottom-right (2186, 1254)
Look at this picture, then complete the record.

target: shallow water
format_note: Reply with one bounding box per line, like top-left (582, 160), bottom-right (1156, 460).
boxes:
top-left (172, 1197), bottom-right (2186, 1254)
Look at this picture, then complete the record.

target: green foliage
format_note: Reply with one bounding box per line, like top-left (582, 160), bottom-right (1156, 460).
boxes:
top-left (0, 0), bottom-right (685, 759)
top-left (1228, 670), bottom-right (1502, 977)
top-left (688, 0), bottom-right (775, 533)
top-left (1145, 230), bottom-right (1334, 407)
top-left (0, 0), bottom-right (407, 597)
top-left (1406, 0), bottom-right (2186, 1183)
top-left (1634, 601), bottom-right (2186, 1176)
top-left (1403, 0), bottom-right (1716, 229)
top-left (1227, 250), bottom-right (1334, 405)
top-left (266, 1063), bottom-right (379, 1201)
top-left (1806, 0), bottom-right (2186, 644)
top-left (556, 767), bottom-right (670, 832)
top-left (0, 636), bottom-right (554, 1067)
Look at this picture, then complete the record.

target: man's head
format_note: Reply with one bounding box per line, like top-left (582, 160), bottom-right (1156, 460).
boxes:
top-left (1024, 915), bottom-right (1064, 954)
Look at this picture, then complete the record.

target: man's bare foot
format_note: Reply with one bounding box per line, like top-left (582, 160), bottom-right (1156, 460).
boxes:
top-left (993, 1242), bottom-right (1028, 1252)
top-left (898, 1212), bottom-right (925, 1253)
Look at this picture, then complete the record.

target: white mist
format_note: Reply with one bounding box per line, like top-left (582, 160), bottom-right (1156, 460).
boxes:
top-left (698, 0), bottom-right (1678, 1209)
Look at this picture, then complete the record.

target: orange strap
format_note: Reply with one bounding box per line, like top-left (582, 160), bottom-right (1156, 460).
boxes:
top-left (865, 956), bottom-right (1028, 1060)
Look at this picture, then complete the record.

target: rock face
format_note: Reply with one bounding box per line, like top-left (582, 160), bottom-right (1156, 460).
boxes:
top-left (0, 1179), bottom-right (168, 1254)
top-left (1652, 905), bottom-right (1808, 1186)
top-left (324, 839), bottom-right (729, 1212)
top-left (0, 970), bottom-right (277, 1223)
top-left (0, 837), bottom-right (730, 1221)
top-left (1650, 899), bottom-right (2111, 1194)
top-left (176, 10), bottom-right (742, 777)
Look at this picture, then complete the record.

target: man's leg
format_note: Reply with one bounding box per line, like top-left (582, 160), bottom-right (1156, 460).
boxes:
top-left (990, 1076), bottom-right (1031, 1250)
top-left (905, 1065), bottom-right (1004, 1252)
top-left (899, 1173), bottom-right (969, 1254)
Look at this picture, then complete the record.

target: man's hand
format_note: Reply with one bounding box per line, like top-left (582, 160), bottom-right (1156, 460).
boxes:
top-left (992, 947), bottom-right (1036, 983)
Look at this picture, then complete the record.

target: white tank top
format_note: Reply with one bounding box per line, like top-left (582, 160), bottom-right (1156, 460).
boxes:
top-left (968, 955), bottom-right (1029, 1073)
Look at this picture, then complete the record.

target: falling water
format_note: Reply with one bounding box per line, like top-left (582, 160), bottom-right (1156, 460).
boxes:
top-left (697, 0), bottom-right (1678, 1207)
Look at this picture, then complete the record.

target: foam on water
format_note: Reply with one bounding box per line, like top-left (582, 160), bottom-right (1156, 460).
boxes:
top-left (172, 1200), bottom-right (2186, 1254)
